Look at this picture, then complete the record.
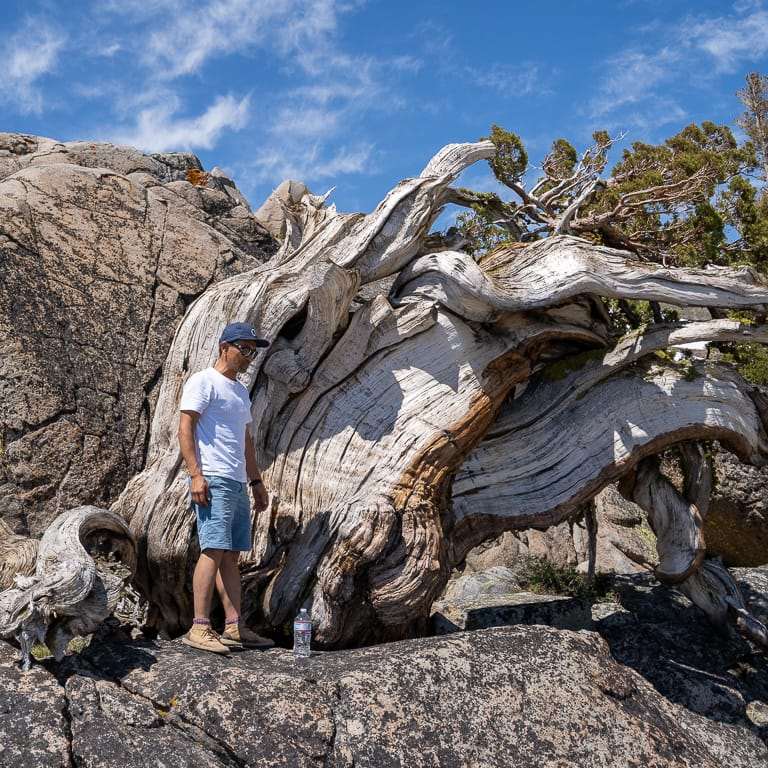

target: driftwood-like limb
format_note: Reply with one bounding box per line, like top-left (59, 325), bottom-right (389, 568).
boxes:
top-left (679, 442), bottom-right (714, 519)
top-left (451, 358), bottom-right (768, 565)
top-left (0, 519), bottom-right (38, 591)
top-left (678, 560), bottom-right (768, 649)
top-left (623, 455), bottom-right (768, 648)
top-left (393, 237), bottom-right (768, 323)
top-left (628, 457), bottom-right (705, 584)
top-left (584, 502), bottom-right (598, 584)
top-left (0, 506), bottom-right (135, 669)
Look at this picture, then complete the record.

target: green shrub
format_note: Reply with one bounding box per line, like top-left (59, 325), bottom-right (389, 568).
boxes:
top-left (516, 556), bottom-right (618, 603)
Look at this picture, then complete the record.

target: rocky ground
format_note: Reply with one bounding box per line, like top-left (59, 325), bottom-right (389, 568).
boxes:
top-left (1, 569), bottom-right (766, 768)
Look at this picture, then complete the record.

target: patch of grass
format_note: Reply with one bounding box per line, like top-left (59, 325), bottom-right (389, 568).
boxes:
top-left (516, 556), bottom-right (618, 603)
top-left (720, 342), bottom-right (768, 385)
top-left (28, 635), bottom-right (92, 660)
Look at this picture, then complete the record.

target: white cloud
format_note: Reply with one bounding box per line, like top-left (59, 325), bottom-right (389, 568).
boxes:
top-left (96, 42), bottom-right (122, 57)
top-left (589, 48), bottom-right (680, 118)
top-left (466, 62), bottom-right (546, 97)
top-left (586, 3), bottom-right (768, 132)
top-left (111, 93), bottom-right (251, 152)
top-left (104, 0), bottom-right (343, 79)
top-left (92, 0), bottom-right (410, 191)
top-left (0, 19), bottom-right (66, 113)
top-left (269, 106), bottom-right (341, 139)
top-left (248, 141), bottom-right (373, 186)
top-left (687, 8), bottom-right (768, 72)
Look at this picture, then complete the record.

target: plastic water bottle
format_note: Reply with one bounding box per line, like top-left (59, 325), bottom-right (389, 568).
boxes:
top-left (293, 608), bottom-right (312, 658)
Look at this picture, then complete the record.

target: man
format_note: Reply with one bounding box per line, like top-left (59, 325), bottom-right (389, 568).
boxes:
top-left (178, 322), bottom-right (273, 654)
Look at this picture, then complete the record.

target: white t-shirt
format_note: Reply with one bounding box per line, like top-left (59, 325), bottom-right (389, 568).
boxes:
top-left (179, 368), bottom-right (252, 482)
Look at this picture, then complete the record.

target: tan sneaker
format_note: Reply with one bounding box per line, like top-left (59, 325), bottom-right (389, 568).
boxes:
top-left (220, 623), bottom-right (275, 649)
top-left (181, 624), bottom-right (231, 655)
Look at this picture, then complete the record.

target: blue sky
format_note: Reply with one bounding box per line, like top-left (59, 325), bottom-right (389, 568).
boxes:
top-left (2, 0), bottom-right (768, 216)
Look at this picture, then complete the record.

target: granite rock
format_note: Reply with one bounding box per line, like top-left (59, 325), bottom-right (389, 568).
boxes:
top-left (1, 570), bottom-right (767, 767)
top-left (0, 133), bottom-right (277, 536)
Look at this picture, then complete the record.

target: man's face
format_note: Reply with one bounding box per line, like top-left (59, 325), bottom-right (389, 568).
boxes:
top-left (227, 341), bottom-right (261, 372)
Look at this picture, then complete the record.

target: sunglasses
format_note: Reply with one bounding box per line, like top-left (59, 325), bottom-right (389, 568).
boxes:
top-left (229, 342), bottom-right (261, 359)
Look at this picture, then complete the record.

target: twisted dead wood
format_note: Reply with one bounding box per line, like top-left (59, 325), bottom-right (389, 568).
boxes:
top-left (108, 139), bottom-right (768, 646)
top-left (0, 506), bottom-right (135, 669)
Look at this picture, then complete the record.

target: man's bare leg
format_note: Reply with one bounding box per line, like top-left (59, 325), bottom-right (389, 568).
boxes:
top-left (216, 551), bottom-right (242, 624)
top-left (192, 549), bottom-right (224, 620)
top-left (217, 552), bottom-right (275, 648)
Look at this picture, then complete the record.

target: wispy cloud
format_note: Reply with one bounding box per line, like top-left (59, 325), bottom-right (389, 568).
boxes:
top-left (111, 93), bottom-right (251, 152)
top-left (465, 62), bottom-right (548, 97)
top-left (249, 142), bottom-right (373, 185)
top-left (0, 18), bottom-right (66, 113)
top-left (589, 48), bottom-right (680, 118)
top-left (242, 45), bottom-right (416, 187)
top-left (104, 0), bottom-right (342, 79)
top-left (94, 0), bottom-right (393, 174)
top-left (687, 8), bottom-right (768, 72)
top-left (586, 3), bottom-right (768, 132)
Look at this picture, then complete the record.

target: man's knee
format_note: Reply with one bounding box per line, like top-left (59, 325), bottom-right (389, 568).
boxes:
top-left (200, 547), bottom-right (226, 563)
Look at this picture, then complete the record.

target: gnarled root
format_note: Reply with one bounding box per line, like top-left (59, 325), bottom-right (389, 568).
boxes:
top-left (0, 518), bottom-right (38, 591)
top-left (624, 456), bottom-right (768, 651)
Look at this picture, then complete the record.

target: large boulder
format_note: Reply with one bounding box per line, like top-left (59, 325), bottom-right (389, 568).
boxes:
top-left (595, 568), bottom-right (768, 741)
top-left (464, 485), bottom-right (656, 577)
top-left (0, 134), bottom-right (277, 536)
top-left (0, 643), bottom-right (69, 767)
top-left (2, 569), bottom-right (767, 766)
top-left (1, 614), bottom-right (765, 767)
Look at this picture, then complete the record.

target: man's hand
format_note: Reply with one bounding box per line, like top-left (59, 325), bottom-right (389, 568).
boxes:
top-left (250, 481), bottom-right (269, 513)
top-left (190, 474), bottom-right (210, 506)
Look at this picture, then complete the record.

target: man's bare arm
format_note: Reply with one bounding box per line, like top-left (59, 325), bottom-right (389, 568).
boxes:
top-left (179, 410), bottom-right (208, 505)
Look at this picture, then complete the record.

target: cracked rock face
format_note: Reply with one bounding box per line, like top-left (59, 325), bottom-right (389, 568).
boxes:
top-left (0, 643), bottom-right (69, 767)
top-left (2, 571), bottom-right (767, 768)
top-left (705, 448), bottom-right (768, 566)
top-left (0, 133), bottom-right (276, 536)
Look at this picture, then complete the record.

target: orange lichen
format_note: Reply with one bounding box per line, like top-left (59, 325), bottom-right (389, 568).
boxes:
top-left (186, 169), bottom-right (209, 187)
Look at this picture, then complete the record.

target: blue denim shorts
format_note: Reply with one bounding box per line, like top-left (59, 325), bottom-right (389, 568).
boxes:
top-left (193, 475), bottom-right (252, 552)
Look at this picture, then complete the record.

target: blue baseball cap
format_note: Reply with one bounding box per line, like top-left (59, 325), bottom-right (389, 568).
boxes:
top-left (219, 322), bottom-right (270, 347)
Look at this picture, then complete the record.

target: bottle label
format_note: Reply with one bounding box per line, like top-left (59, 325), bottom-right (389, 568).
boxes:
top-left (294, 621), bottom-right (312, 631)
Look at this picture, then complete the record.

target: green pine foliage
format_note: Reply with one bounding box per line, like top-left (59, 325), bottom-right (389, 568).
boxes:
top-left (453, 73), bottom-right (768, 386)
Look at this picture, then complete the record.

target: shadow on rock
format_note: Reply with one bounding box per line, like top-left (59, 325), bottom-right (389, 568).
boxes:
top-left (595, 572), bottom-right (768, 739)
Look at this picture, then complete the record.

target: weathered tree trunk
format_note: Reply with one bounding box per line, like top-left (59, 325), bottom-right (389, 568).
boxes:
top-left (102, 142), bottom-right (768, 647)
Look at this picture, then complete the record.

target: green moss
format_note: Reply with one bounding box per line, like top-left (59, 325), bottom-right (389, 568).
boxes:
top-left (29, 635), bottom-right (91, 660)
top-left (30, 643), bottom-right (52, 661)
top-left (542, 348), bottom-right (605, 381)
top-left (635, 521), bottom-right (658, 559)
